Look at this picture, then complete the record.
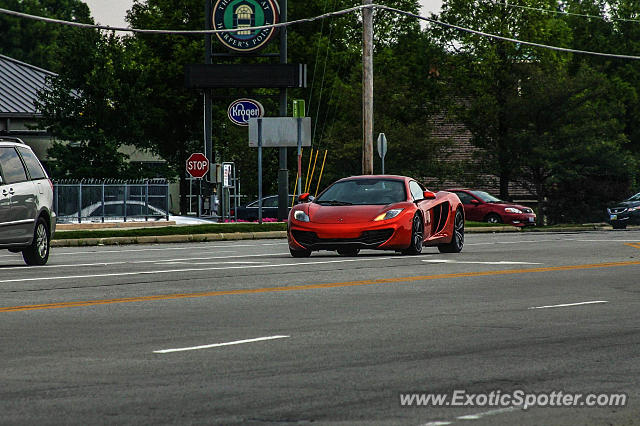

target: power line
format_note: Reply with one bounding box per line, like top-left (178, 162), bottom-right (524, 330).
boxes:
top-left (375, 5), bottom-right (640, 61)
top-left (487, 0), bottom-right (640, 24)
top-left (2, 4), bottom-right (640, 60)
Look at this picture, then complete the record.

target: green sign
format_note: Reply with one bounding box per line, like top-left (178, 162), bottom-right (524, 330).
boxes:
top-left (212, 0), bottom-right (280, 53)
top-left (293, 99), bottom-right (305, 118)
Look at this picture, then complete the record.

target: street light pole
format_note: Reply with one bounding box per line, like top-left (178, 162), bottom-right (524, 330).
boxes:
top-left (362, 0), bottom-right (374, 175)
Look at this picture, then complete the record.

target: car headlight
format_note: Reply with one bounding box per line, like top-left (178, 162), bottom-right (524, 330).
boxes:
top-left (505, 207), bottom-right (523, 214)
top-left (293, 210), bottom-right (310, 222)
top-left (374, 208), bottom-right (404, 221)
top-left (628, 206), bottom-right (640, 212)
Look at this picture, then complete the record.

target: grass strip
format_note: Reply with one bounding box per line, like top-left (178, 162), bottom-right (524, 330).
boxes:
top-left (53, 222), bottom-right (287, 240)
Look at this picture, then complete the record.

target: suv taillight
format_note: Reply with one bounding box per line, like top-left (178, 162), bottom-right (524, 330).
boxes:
top-left (48, 179), bottom-right (54, 192)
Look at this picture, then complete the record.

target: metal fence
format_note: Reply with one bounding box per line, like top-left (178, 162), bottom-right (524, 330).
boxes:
top-left (53, 179), bottom-right (170, 223)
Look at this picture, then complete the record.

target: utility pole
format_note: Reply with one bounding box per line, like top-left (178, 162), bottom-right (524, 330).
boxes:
top-left (362, 0), bottom-right (374, 175)
top-left (277, 0), bottom-right (289, 220)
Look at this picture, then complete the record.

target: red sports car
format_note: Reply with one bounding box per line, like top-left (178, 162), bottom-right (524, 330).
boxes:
top-left (446, 189), bottom-right (536, 226)
top-left (287, 175), bottom-right (464, 257)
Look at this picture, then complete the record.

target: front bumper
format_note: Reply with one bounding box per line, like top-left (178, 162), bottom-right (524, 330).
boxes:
top-left (505, 213), bottom-right (537, 226)
top-left (608, 209), bottom-right (640, 225)
top-left (288, 219), bottom-right (412, 251)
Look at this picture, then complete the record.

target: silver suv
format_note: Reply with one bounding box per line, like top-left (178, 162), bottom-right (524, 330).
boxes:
top-left (0, 137), bottom-right (56, 265)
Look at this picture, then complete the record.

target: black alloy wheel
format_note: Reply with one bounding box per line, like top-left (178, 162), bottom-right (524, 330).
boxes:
top-left (438, 209), bottom-right (464, 253)
top-left (290, 247), bottom-right (312, 258)
top-left (402, 213), bottom-right (424, 255)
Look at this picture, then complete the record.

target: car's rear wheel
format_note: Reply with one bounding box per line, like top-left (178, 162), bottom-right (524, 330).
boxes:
top-left (22, 217), bottom-right (50, 266)
top-left (337, 248), bottom-right (360, 256)
top-left (402, 213), bottom-right (424, 255)
top-left (612, 222), bottom-right (627, 230)
top-left (485, 213), bottom-right (502, 224)
top-left (438, 209), bottom-right (464, 253)
top-left (290, 247), bottom-right (312, 258)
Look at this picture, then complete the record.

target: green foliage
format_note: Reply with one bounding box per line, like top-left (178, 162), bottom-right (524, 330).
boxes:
top-left (37, 32), bottom-right (155, 179)
top-left (0, 0), bottom-right (93, 72)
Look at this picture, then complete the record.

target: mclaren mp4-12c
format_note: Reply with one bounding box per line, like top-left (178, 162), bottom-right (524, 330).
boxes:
top-left (287, 175), bottom-right (464, 257)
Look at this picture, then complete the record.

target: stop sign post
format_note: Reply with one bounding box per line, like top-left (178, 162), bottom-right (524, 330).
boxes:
top-left (186, 152), bottom-right (209, 179)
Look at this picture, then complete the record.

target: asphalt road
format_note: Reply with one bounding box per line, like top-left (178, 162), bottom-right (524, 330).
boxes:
top-left (1, 230), bottom-right (639, 425)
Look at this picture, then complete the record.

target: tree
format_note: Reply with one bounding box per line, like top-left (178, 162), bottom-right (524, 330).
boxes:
top-left (436, 0), bottom-right (572, 200)
top-left (0, 0), bottom-right (93, 72)
top-left (37, 32), bottom-right (158, 179)
top-left (510, 63), bottom-right (636, 223)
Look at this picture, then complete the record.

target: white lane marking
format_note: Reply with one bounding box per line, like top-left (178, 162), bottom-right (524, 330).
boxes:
top-left (421, 406), bottom-right (520, 426)
top-left (153, 335), bottom-right (289, 354)
top-left (529, 300), bottom-right (608, 310)
top-left (577, 239), bottom-right (640, 242)
top-left (0, 253), bottom-right (288, 271)
top-left (422, 260), bottom-right (541, 265)
top-left (456, 406), bottom-right (520, 420)
top-left (0, 257), bottom-right (396, 284)
top-left (159, 261), bottom-right (269, 265)
top-left (48, 244), bottom-right (255, 256)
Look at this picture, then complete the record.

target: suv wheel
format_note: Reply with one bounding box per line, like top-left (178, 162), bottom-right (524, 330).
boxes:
top-left (22, 217), bottom-right (50, 266)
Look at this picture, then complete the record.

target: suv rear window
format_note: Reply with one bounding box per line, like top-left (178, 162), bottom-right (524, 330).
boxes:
top-left (0, 147), bottom-right (28, 184)
top-left (17, 147), bottom-right (47, 180)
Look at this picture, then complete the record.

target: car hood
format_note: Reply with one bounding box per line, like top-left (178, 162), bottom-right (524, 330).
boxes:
top-left (488, 202), bottom-right (530, 210)
top-left (611, 200), bottom-right (640, 208)
top-left (308, 203), bottom-right (391, 224)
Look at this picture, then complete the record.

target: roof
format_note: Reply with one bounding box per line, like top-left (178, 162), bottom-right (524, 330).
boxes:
top-left (0, 54), bottom-right (56, 118)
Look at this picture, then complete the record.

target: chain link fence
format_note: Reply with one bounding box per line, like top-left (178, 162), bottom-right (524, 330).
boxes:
top-left (53, 179), bottom-right (170, 223)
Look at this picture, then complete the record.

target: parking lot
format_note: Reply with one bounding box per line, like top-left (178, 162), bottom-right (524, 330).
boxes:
top-left (1, 230), bottom-right (639, 424)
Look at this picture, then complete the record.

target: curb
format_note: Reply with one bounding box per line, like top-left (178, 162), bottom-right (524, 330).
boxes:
top-left (51, 231), bottom-right (288, 247)
top-left (50, 225), bottom-right (615, 247)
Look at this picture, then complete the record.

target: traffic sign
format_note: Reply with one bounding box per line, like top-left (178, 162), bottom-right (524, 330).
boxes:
top-left (377, 133), bottom-right (388, 174)
top-left (377, 133), bottom-right (387, 159)
top-left (186, 153), bottom-right (209, 179)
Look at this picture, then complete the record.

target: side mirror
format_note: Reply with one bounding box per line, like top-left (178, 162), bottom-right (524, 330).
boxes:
top-left (422, 190), bottom-right (436, 200)
top-left (298, 192), bottom-right (311, 202)
top-left (470, 199), bottom-right (480, 205)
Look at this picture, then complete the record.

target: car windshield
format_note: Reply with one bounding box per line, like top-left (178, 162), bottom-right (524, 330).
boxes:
top-left (315, 179), bottom-right (406, 206)
top-left (470, 190), bottom-right (502, 203)
top-left (626, 192), bottom-right (640, 202)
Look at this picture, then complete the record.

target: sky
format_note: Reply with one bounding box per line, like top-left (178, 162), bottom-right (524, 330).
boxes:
top-left (84, 0), bottom-right (444, 28)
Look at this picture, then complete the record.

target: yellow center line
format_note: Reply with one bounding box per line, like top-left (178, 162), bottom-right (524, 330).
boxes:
top-left (2, 260), bottom-right (640, 313)
top-left (625, 243), bottom-right (640, 250)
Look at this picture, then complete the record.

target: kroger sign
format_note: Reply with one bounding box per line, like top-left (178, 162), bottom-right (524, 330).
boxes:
top-left (228, 98), bottom-right (264, 126)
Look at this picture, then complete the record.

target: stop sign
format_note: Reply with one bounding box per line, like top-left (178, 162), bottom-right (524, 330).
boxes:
top-left (186, 152), bottom-right (209, 179)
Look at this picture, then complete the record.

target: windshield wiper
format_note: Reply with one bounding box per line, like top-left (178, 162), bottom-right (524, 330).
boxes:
top-left (316, 200), bottom-right (353, 206)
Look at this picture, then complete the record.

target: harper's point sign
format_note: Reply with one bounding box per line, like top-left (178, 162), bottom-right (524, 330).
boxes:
top-left (213, 0), bottom-right (280, 53)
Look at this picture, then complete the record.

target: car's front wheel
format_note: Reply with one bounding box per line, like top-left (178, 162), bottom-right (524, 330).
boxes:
top-left (438, 209), bottom-right (464, 253)
top-left (402, 213), bottom-right (424, 255)
top-left (290, 247), bottom-right (312, 258)
top-left (485, 213), bottom-right (502, 224)
top-left (22, 217), bottom-right (50, 266)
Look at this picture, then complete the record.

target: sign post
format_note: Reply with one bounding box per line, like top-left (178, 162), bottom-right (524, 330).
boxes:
top-left (257, 119), bottom-right (263, 224)
top-left (293, 99), bottom-right (305, 197)
top-left (377, 133), bottom-right (388, 174)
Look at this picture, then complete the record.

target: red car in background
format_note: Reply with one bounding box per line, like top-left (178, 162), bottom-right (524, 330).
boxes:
top-left (288, 175), bottom-right (464, 257)
top-left (446, 189), bottom-right (536, 226)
